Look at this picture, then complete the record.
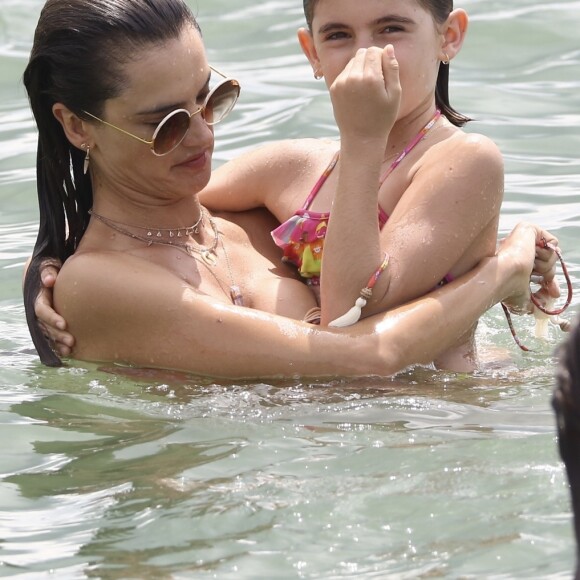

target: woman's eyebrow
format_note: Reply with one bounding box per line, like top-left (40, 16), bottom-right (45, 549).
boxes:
top-left (135, 71), bottom-right (212, 116)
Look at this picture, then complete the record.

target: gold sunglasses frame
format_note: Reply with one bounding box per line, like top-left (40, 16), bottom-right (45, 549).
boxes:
top-left (81, 66), bottom-right (240, 156)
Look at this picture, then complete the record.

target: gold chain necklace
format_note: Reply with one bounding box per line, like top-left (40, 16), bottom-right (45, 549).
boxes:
top-left (90, 208), bottom-right (219, 265)
top-left (89, 208), bottom-right (243, 306)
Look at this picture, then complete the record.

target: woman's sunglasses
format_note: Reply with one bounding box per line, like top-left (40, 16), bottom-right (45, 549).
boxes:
top-left (82, 67), bottom-right (240, 156)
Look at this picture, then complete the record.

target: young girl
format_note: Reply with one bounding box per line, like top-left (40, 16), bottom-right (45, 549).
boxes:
top-left (200, 0), bottom-right (503, 370)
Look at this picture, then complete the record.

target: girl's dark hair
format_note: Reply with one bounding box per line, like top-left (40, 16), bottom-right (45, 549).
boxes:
top-left (302, 0), bottom-right (471, 128)
top-left (23, 0), bottom-right (200, 366)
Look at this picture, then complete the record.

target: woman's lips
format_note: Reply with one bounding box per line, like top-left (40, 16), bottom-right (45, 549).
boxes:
top-left (176, 150), bottom-right (207, 169)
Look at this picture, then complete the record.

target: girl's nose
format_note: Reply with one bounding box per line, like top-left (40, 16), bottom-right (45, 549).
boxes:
top-left (353, 33), bottom-right (376, 52)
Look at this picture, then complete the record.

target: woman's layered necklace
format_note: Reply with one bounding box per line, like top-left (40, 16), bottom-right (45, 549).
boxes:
top-left (88, 208), bottom-right (244, 306)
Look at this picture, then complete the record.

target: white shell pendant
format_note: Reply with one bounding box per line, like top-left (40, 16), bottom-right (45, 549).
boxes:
top-left (201, 250), bottom-right (218, 266)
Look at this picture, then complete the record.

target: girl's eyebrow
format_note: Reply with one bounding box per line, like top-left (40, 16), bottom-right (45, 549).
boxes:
top-left (135, 71), bottom-right (211, 117)
top-left (317, 15), bottom-right (414, 35)
top-left (317, 21), bottom-right (347, 35)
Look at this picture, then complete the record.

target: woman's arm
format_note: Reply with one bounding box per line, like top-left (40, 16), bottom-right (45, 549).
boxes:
top-left (48, 223), bottom-right (540, 379)
top-left (199, 140), bottom-right (321, 221)
top-left (200, 148), bottom-right (272, 212)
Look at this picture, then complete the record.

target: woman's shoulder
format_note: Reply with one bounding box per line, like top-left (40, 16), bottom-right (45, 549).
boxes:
top-left (53, 249), bottom-right (203, 347)
top-left (55, 249), bottom-right (176, 308)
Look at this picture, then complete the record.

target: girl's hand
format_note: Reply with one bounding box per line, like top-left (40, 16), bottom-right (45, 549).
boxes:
top-left (329, 44), bottom-right (401, 143)
top-left (35, 260), bottom-right (75, 356)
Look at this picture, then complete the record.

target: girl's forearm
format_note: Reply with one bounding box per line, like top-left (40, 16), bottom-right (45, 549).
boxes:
top-left (320, 138), bottom-right (386, 325)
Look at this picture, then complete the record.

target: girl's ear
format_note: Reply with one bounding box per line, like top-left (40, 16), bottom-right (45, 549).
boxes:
top-left (52, 103), bottom-right (93, 150)
top-left (440, 9), bottom-right (468, 62)
top-left (297, 27), bottom-right (323, 78)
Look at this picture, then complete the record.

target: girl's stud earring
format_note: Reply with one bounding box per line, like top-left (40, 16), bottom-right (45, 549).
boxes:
top-left (314, 70), bottom-right (323, 80)
top-left (442, 53), bottom-right (450, 65)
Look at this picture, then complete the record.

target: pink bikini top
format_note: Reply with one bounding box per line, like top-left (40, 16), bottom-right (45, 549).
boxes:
top-left (271, 110), bottom-right (446, 286)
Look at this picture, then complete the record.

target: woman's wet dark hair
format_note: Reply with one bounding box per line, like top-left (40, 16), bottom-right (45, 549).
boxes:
top-left (302, 0), bottom-right (471, 128)
top-left (553, 318), bottom-right (580, 579)
top-left (23, 0), bottom-right (200, 366)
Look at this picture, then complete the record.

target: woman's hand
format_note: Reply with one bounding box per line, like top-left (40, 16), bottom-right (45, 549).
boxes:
top-left (531, 231), bottom-right (560, 301)
top-left (35, 260), bottom-right (75, 356)
top-left (499, 223), bottom-right (561, 315)
top-left (329, 44), bottom-right (401, 143)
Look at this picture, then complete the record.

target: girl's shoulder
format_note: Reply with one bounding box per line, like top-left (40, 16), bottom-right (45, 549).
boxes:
top-left (423, 126), bottom-right (503, 172)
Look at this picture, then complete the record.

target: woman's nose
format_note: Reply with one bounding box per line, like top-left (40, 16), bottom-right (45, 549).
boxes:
top-left (182, 110), bottom-right (213, 148)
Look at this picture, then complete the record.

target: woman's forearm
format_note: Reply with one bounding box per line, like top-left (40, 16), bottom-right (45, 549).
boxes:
top-left (174, 227), bottom-right (531, 378)
top-left (357, 223), bottom-right (534, 371)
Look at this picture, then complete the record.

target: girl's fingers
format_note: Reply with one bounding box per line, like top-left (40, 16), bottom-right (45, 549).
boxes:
top-left (340, 47), bottom-right (387, 80)
top-left (339, 47), bottom-right (369, 80)
top-left (382, 44), bottom-right (399, 75)
top-left (331, 46), bottom-right (399, 140)
top-left (381, 44), bottom-right (401, 101)
top-left (363, 45), bottom-right (382, 72)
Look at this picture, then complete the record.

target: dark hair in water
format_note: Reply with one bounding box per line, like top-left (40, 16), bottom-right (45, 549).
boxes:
top-left (22, 0), bottom-right (200, 366)
top-left (302, 0), bottom-right (471, 127)
top-left (553, 318), bottom-right (580, 580)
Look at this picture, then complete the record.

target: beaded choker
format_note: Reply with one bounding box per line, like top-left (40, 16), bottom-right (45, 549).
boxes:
top-left (89, 208), bottom-right (218, 265)
top-left (90, 209), bottom-right (203, 239)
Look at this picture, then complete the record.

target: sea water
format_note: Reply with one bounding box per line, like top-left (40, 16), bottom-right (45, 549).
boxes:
top-left (0, 0), bottom-right (579, 577)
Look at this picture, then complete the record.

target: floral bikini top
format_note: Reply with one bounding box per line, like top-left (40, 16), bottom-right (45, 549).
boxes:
top-left (271, 152), bottom-right (388, 284)
top-left (271, 111), bottom-right (447, 286)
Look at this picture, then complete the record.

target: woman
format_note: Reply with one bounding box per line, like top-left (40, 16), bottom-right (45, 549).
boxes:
top-left (200, 0), bottom-right (504, 370)
top-left (23, 0), bottom-right (552, 379)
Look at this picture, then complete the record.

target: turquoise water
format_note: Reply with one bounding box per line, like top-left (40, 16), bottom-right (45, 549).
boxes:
top-left (1, 0), bottom-right (580, 577)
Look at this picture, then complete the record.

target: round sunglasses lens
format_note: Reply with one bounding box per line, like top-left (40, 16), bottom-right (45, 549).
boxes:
top-left (204, 80), bottom-right (240, 125)
top-left (153, 110), bottom-right (190, 155)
